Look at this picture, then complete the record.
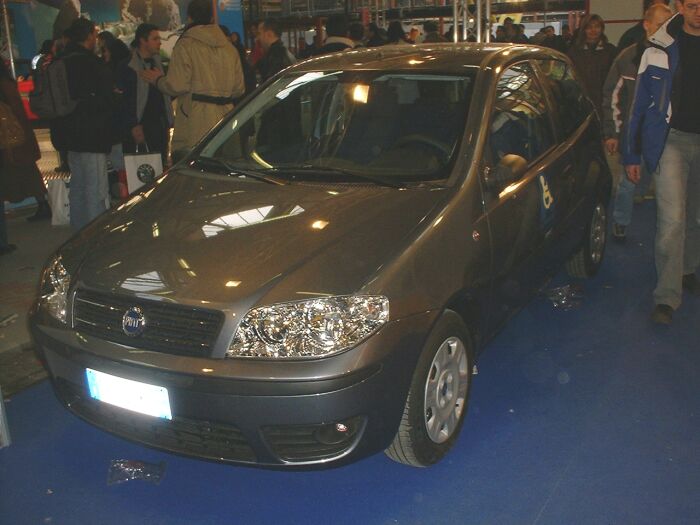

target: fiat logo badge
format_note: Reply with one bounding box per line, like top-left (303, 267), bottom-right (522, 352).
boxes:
top-left (122, 307), bottom-right (146, 337)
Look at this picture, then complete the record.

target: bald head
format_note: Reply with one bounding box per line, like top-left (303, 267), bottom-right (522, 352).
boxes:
top-left (644, 3), bottom-right (673, 37)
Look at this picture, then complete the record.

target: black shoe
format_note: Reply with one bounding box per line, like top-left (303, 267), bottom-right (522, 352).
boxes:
top-left (0, 244), bottom-right (17, 256)
top-left (27, 201), bottom-right (52, 222)
top-left (651, 304), bottom-right (673, 325)
top-left (612, 223), bottom-right (627, 242)
top-left (682, 273), bottom-right (700, 296)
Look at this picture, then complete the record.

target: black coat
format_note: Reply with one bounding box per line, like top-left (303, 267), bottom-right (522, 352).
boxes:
top-left (315, 41), bottom-right (352, 56)
top-left (51, 43), bottom-right (115, 154)
top-left (257, 40), bottom-right (294, 82)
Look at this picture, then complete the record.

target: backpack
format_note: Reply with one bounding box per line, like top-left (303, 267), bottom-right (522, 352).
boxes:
top-left (29, 55), bottom-right (77, 119)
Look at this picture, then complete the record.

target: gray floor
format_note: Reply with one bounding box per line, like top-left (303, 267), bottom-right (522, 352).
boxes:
top-left (0, 207), bottom-right (71, 396)
top-left (0, 207), bottom-right (72, 357)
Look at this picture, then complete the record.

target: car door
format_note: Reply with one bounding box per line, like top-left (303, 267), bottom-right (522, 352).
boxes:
top-left (480, 61), bottom-right (567, 331)
top-left (535, 58), bottom-right (598, 260)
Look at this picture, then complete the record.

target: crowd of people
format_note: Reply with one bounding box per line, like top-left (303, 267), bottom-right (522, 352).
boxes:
top-left (0, 0), bottom-right (698, 326)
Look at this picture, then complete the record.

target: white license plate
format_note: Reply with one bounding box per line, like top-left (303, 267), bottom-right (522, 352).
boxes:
top-left (86, 368), bottom-right (172, 420)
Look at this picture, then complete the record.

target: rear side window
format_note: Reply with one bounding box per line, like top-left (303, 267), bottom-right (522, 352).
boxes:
top-left (536, 59), bottom-right (592, 138)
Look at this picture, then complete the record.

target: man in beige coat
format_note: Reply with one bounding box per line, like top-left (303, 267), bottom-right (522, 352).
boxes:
top-left (142, 0), bottom-right (244, 161)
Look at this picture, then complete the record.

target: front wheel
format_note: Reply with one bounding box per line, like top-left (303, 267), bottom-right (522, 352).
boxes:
top-left (566, 197), bottom-right (608, 278)
top-left (385, 311), bottom-right (474, 467)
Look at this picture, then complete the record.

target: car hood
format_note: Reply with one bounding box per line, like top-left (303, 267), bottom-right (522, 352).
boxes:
top-left (70, 169), bottom-right (447, 308)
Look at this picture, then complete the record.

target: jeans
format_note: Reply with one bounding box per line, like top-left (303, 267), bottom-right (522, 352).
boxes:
top-left (653, 129), bottom-right (700, 309)
top-left (67, 152), bottom-right (109, 231)
top-left (613, 162), bottom-right (652, 227)
top-left (0, 200), bottom-right (8, 248)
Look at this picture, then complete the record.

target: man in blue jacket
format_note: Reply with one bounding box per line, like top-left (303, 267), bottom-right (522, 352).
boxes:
top-left (624, 1), bottom-right (700, 324)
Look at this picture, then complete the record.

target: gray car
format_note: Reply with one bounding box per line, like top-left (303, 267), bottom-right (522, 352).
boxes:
top-left (31, 44), bottom-right (611, 468)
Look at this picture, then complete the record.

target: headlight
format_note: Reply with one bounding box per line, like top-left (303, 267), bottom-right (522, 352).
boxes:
top-left (39, 255), bottom-right (71, 323)
top-left (227, 295), bottom-right (389, 359)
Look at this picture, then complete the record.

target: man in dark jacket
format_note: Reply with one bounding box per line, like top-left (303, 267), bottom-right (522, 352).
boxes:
top-left (257, 18), bottom-right (295, 82)
top-left (315, 14), bottom-right (354, 56)
top-left (603, 3), bottom-right (672, 242)
top-left (52, 17), bottom-right (115, 230)
top-left (116, 23), bottom-right (173, 165)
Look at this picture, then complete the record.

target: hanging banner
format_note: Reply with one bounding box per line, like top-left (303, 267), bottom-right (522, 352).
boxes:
top-left (216, 0), bottom-right (243, 40)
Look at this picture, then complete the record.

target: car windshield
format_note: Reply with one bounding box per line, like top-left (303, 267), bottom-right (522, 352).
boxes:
top-left (197, 70), bottom-right (476, 184)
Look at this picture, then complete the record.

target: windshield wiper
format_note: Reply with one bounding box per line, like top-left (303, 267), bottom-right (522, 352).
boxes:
top-left (270, 165), bottom-right (404, 189)
top-left (192, 157), bottom-right (287, 186)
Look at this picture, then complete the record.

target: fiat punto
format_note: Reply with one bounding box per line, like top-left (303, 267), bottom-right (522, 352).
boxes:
top-left (31, 44), bottom-right (611, 467)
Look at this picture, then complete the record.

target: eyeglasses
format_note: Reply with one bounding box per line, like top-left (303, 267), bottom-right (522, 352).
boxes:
top-left (684, 3), bottom-right (700, 12)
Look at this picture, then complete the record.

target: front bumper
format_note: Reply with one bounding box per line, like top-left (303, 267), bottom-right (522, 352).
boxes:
top-left (31, 309), bottom-right (437, 467)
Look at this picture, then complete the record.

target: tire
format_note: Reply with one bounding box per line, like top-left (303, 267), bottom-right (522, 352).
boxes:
top-left (566, 196), bottom-right (608, 279)
top-left (385, 311), bottom-right (474, 467)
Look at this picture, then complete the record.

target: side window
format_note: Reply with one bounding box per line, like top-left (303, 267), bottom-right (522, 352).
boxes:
top-left (490, 62), bottom-right (554, 165)
top-left (536, 59), bottom-right (592, 138)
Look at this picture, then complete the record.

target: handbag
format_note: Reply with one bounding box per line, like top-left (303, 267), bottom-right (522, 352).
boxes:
top-left (47, 177), bottom-right (71, 226)
top-left (0, 100), bottom-right (25, 150)
top-left (123, 144), bottom-right (163, 194)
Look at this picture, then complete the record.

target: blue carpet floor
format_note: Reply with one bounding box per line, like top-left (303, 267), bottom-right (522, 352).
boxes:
top-left (1, 200), bottom-right (699, 525)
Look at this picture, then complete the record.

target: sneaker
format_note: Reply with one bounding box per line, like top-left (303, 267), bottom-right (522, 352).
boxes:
top-left (612, 223), bottom-right (627, 242)
top-left (651, 304), bottom-right (673, 325)
top-left (682, 273), bottom-right (700, 296)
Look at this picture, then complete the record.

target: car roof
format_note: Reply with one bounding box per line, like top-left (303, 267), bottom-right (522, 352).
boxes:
top-left (290, 43), bottom-right (565, 74)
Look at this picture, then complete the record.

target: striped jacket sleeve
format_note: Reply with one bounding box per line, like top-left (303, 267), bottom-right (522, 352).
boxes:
top-left (622, 50), bottom-right (652, 166)
top-left (602, 56), bottom-right (625, 140)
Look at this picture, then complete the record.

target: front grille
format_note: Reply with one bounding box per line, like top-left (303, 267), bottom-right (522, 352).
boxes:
top-left (263, 416), bottom-right (364, 462)
top-left (72, 289), bottom-right (224, 357)
top-left (55, 379), bottom-right (257, 463)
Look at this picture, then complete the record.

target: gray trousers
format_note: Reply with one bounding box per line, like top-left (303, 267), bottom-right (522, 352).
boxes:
top-left (654, 129), bottom-right (700, 309)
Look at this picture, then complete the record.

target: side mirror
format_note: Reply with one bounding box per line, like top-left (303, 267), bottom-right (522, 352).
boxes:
top-left (484, 154), bottom-right (527, 192)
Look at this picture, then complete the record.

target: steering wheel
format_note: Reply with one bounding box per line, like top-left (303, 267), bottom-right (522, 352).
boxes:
top-left (391, 134), bottom-right (453, 158)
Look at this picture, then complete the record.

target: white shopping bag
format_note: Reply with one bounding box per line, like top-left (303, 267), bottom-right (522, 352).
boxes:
top-left (124, 147), bottom-right (163, 194)
top-left (47, 178), bottom-right (70, 226)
